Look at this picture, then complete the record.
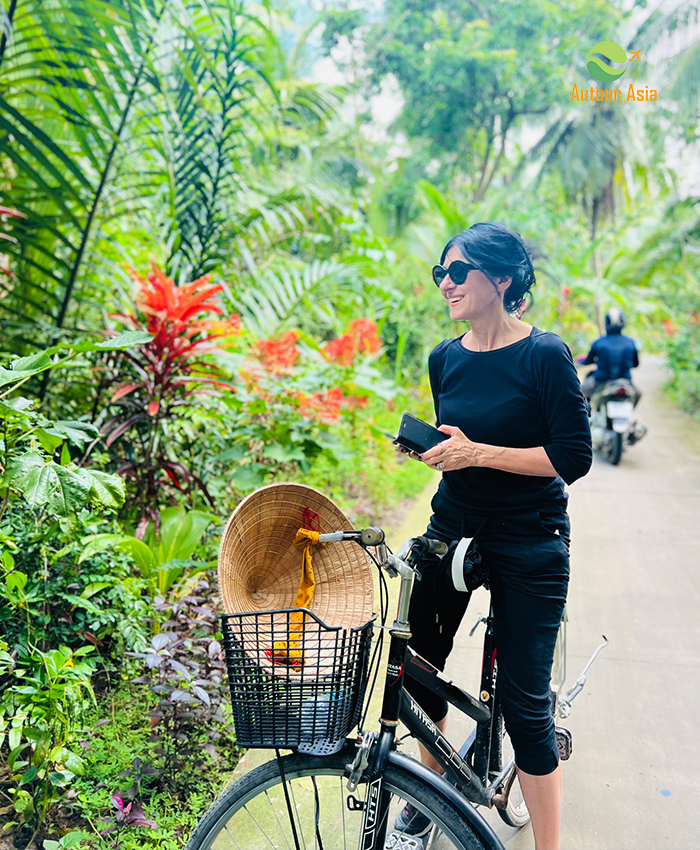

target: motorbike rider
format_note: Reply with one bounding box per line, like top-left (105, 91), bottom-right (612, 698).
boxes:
top-left (581, 307), bottom-right (640, 400)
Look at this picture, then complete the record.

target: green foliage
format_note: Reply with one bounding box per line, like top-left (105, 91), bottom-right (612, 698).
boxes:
top-left (225, 257), bottom-right (394, 338)
top-left (80, 507), bottom-right (217, 596)
top-left (0, 639), bottom-right (96, 834)
top-left (67, 687), bottom-right (226, 849)
top-left (156, 4), bottom-right (270, 282)
top-left (361, 0), bottom-right (616, 196)
top-left (0, 0), bottom-right (166, 352)
top-left (43, 832), bottom-right (90, 849)
top-left (1, 505), bottom-right (151, 657)
top-left (0, 334), bottom-right (155, 518)
top-left (665, 320), bottom-right (700, 417)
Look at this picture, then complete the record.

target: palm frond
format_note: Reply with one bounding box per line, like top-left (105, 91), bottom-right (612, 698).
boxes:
top-left (0, 0), bottom-right (165, 359)
top-left (148, 2), bottom-right (274, 282)
top-left (223, 258), bottom-right (396, 338)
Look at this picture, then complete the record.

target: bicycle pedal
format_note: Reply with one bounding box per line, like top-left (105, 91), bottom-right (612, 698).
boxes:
top-left (555, 726), bottom-right (572, 761)
top-left (385, 831), bottom-right (424, 850)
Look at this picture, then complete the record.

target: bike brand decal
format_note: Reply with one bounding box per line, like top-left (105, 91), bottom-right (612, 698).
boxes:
top-left (480, 690), bottom-right (490, 702)
top-left (410, 655), bottom-right (437, 674)
top-left (361, 777), bottom-right (382, 849)
top-left (387, 661), bottom-right (403, 682)
top-left (408, 697), bottom-right (438, 734)
top-left (407, 698), bottom-right (472, 782)
top-left (435, 735), bottom-right (472, 782)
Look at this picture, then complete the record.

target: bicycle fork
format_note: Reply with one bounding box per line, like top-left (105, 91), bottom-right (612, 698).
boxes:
top-left (357, 549), bottom-right (417, 849)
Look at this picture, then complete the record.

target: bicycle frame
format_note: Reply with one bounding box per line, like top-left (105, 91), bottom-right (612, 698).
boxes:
top-left (399, 617), bottom-right (512, 807)
top-left (356, 546), bottom-right (509, 849)
top-left (315, 528), bottom-right (604, 849)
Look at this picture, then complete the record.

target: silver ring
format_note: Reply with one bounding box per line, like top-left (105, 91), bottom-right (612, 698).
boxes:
top-left (436, 461), bottom-right (445, 471)
top-left (439, 443), bottom-right (445, 455)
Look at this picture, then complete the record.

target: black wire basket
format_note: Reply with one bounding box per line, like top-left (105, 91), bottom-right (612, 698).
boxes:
top-left (222, 609), bottom-right (374, 755)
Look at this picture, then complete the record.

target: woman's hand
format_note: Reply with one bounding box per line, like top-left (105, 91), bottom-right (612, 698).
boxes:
top-left (393, 441), bottom-right (423, 462)
top-left (420, 424), bottom-right (480, 472)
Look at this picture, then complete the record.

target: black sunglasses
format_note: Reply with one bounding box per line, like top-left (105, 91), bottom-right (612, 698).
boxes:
top-left (432, 260), bottom-right (479, 287)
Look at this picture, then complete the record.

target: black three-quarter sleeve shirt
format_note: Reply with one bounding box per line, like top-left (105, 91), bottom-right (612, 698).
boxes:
top-left (428, 327), bottom-right (592, 515)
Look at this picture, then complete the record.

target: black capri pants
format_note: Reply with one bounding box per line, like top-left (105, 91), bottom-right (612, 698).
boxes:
top-left (405, 498), bottom-right (570, 776)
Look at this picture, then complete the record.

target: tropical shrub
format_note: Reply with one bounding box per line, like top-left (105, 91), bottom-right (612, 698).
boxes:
top-left (0, 337), bottom-right (151, 522)
top-left (665, 316), bottom-right (700, 417)
top-left (80, 506), bottom-right (217, 597)
top-left (0, 335), bottom-right (158, 842)
top-left (129, 582), bottom-right (229, 789)
top-left (0, 506), bottom-right (151, 660)
top-left (205, 319), bottom-right (395, 497)
top-left (101, 263), bottom-right (240, 522)
top-left (0, 639), bottom-right (96, 839)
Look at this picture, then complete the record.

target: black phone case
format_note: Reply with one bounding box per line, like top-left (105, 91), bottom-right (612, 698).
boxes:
top-left (395, 413), bottom-right (448, 454)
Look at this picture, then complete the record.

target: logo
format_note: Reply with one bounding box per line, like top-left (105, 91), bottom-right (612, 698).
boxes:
top-left (586, 41), bottom-right (628, 82)
top-left (572, 44), bottom-right (655, 103)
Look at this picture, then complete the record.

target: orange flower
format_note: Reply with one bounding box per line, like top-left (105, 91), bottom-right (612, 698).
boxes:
top-left (256, 331), bottom-right (300, 374)
top-left (119, 262), bottom-right (241, 352)
top-left (343, 395), bottom-right (369, 410)
top-left (324, 333), bottom-right (356, 365)
top-left (663, 319), bottom-right (677, 336)
top-left (348, 319), bottom-right (381, 355)
top-left (298, 387), bottom-right (345, 423)
top-left (324, 319), bottom-right (381, 365)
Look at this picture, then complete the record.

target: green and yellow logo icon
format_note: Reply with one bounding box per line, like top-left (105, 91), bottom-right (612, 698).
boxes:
top-left (586, 41), bottom-right (628, 82)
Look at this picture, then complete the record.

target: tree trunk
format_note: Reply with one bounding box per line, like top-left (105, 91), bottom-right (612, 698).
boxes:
top-left (591, 196), bottom-right (603, 334)
top-left (475, 109), bottom-right (514, 202)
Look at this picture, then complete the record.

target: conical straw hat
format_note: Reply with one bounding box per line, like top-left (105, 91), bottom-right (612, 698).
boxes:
top-left (218, 483), bottom-right (374, 630)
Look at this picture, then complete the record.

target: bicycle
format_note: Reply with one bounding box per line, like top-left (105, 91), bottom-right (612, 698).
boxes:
top-left (186, 526), bottom-right (607, 850)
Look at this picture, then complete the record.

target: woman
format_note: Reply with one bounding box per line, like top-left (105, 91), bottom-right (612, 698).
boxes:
top-left (397, 222), bottom-right (591, 850)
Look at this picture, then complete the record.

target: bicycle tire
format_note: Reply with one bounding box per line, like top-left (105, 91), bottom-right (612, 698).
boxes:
top-left (186, 749), bottom-right (492, 850)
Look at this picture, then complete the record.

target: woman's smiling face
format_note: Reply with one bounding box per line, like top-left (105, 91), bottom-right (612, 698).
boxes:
top-left (438, 246), bottom-right (508, 321)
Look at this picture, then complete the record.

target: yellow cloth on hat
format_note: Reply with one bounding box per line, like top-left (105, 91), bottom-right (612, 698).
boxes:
top-left (270, 528), bottom-right (322, 666)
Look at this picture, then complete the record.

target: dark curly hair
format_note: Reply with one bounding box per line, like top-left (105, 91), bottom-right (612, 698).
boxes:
top-left (440, 222), bottom-right (536, 315)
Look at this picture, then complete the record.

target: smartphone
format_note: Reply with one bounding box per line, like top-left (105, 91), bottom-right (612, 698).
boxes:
top-left (394, 413), bottom-right (448, 455)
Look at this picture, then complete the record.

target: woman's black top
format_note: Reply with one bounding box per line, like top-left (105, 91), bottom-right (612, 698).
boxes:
top-left (429, 327), bottom-right (592, 515)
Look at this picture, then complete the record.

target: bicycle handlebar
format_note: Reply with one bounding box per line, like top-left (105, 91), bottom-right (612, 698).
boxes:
top-left (318, 527), bottom-right (385, 546)
top-left (318, 528), bottom-right (447, 557)
top-left (423, 537), bottom-right (449, 556)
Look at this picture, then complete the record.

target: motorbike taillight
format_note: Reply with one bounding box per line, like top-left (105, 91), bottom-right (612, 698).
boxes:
top-left (615, 387), bottom-right (628, 399)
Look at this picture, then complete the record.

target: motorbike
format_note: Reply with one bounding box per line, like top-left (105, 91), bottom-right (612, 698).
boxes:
top-left (589, 378), bottom-right (647, 465)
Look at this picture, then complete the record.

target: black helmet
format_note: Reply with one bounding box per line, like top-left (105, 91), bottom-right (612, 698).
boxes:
top-left (605, 307), bottom-right (625, 333)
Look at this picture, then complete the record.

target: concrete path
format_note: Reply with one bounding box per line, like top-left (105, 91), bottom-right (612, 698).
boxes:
top-left (230, 356), bottom-right (700, 850)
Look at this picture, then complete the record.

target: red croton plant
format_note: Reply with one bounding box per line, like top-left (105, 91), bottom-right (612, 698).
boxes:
top-left (103, 263), bottom-right (240, 523)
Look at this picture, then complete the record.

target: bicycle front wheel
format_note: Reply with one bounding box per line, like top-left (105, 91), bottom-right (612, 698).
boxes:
top-left (186, 749), bottom-right (491, 850)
